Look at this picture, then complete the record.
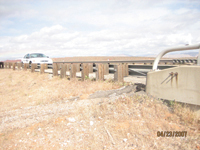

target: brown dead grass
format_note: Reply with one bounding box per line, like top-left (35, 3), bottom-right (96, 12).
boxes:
top-left (0, 69), bottom-right (121, 112)
top-left (0, 69), bottom-right (199, 150)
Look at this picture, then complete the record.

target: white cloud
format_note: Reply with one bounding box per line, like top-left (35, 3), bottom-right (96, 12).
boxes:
top-left (0, 0), bottom-right (200, 60)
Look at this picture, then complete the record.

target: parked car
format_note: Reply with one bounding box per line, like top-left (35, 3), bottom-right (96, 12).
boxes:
top-left (21, 53), bottom-right (53, 65)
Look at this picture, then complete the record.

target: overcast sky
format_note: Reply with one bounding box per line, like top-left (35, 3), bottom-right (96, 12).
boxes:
top-left (0, 0), bottom-right (200, 60)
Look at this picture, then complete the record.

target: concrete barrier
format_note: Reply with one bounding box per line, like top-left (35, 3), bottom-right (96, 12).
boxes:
top-left (146, 66), bottom-right (200, 105)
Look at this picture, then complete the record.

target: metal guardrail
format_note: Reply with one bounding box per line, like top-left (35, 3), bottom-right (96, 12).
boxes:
top-left (152, 43), bottom-right (200, 70)
top-left (0, 57), bottom-right (197, 80)
top-left (172, 59), bottom-right (197, 64)
top-left (53, 59), bottom-right (173, 64)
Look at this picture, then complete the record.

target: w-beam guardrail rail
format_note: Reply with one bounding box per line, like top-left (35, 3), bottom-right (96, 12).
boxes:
top-left (0, 59), bottom-right (197, 81)
top-left (0, 57), bottom-right (197, 82)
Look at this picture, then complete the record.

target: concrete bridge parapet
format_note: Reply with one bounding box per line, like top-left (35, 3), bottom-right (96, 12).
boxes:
top-left (146, 66), bottom-right (200, 106)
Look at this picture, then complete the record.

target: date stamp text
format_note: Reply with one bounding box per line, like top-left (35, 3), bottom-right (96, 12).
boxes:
top-left (157, 131), bottom-right (187, 137)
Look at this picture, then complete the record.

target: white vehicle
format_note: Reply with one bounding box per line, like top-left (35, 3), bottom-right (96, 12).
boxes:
top-left (21, 53), bottom-right (53, 65)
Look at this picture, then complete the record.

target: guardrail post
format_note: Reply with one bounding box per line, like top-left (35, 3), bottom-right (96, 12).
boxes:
top-left (59, 63), bottom-right (62, 70)
top-left (17, 63), bottom-right (21, 70)
top-left (66, 64), bottom-right (70, 71)
top-left (82, 63), bottom-right (89, 81)
top-left (9, 63), bottom-right (11, 69)
top-left (27, 63), bottom-right (30, 69)
top-left (4, 62), bottom-right (6, 68)
top-left (24, 63), bottom-right (28, 71)
top-left (6, 62), bottom-right (8, 68)
top-left (76, 63), bottom-right (80, 72)
top-left (0, 62), bottom-right (4, 69)
top-left (13, 63), bottom-right (16, 70)
top-left (122, 63), bottom-right (129, 77)
top-left (53, 63), bottom-right (58, 76)
top-left (44, 64), bottom-right (48, 69)
top-left (70, 63), bottom-right (77, 78)
top-left (31, 64), bottom-right (36, 72)
top-left (114, 64), bottom-right (123, 82)
top-left (126, 63), bottom-right (129, 76)
top-left (60, 63), bottom-right (67, 78)
top-left (40, 64), bottom-right (45, 74)
top-left (198, 48), bottom-right (200, 65)
top-left (103, 63), bottom-right (109, 75)
top-left (89, 63), bottom-right (93, 73)
top-left (96, 63), bottom-right (104, 81)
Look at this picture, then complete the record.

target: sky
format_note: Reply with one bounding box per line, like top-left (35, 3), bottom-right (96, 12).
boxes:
top-left (0, 0), bottom-right (200, 60)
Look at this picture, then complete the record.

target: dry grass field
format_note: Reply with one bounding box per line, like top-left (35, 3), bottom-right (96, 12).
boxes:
top-left (0, 69), bottom-right (199, 150)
